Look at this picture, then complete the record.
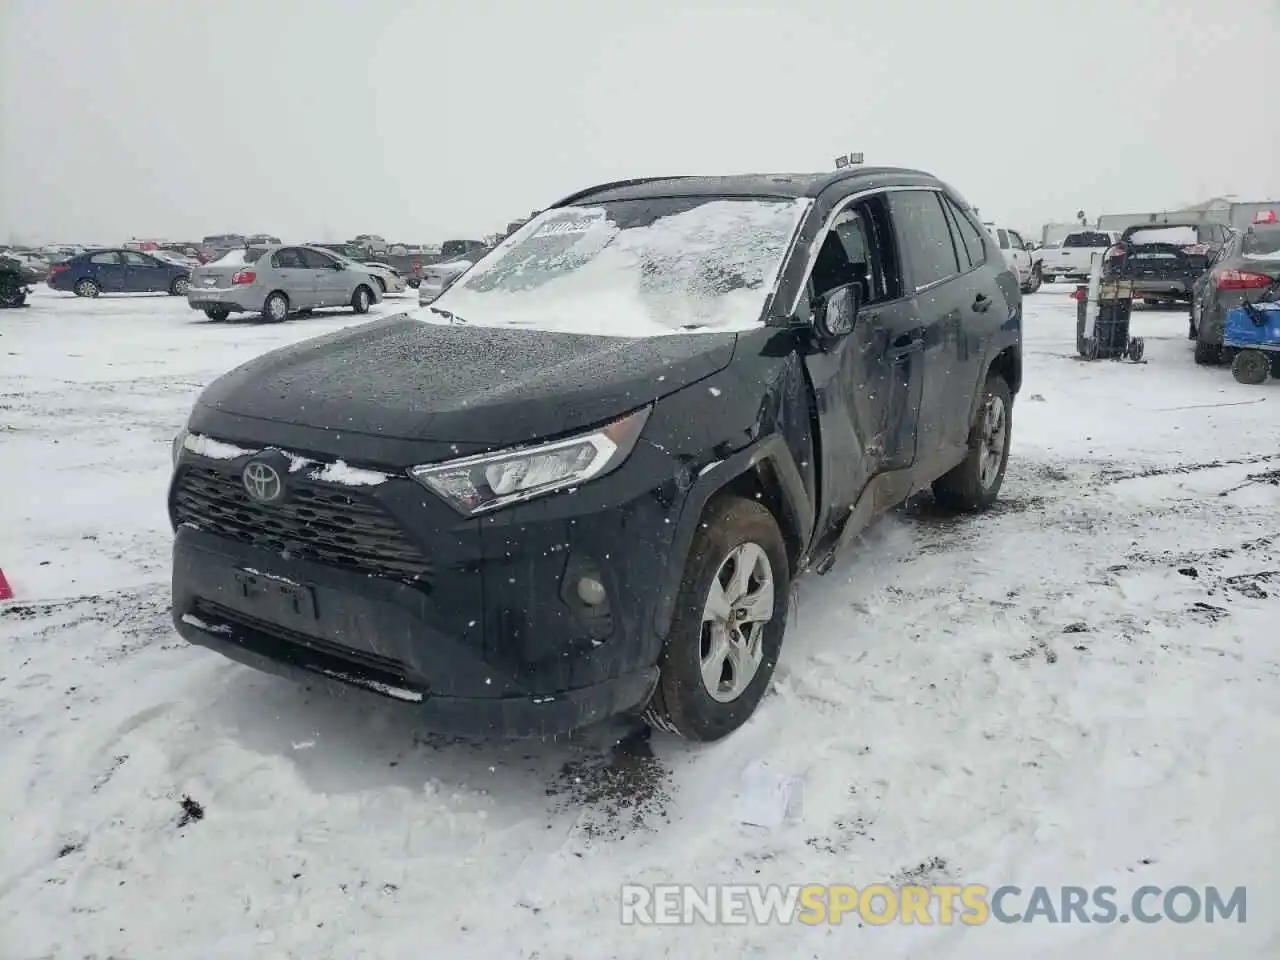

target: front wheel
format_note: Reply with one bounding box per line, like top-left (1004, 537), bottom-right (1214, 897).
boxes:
top-left (1194, 339), bottom-right (1221, 365)
top-left (170, 276), bottom-right (190, 296)
top-left (643, 496), bottom-right (790, 741)
top-left (931, 374), bottom-right (1013, 512)
top-left (351, 285), bottom-right (372, 314)
top-left (1231, 349), bottom-right (1270, 385)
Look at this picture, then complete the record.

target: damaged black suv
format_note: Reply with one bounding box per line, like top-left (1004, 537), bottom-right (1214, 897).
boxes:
top-left (169, 167), bottom-right (1022, 741)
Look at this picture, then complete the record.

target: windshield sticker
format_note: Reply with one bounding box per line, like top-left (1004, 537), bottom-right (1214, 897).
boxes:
top-left (533, 216), bottom-right (605, 238)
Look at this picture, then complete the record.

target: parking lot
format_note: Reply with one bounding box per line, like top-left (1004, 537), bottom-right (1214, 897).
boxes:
top-left (1, 285), bottom-right (1278, 956)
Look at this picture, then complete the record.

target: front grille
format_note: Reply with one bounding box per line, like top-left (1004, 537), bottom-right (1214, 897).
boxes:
top-left (173, 465), bottom-right (433, 583)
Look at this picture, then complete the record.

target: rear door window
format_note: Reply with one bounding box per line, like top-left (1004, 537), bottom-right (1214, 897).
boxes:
top-left (273, 248), bottom-right (307, 269)
top-left (942, 197), bottom-right (986, 268)
top-left (888, 190), bottom-right (962, 290)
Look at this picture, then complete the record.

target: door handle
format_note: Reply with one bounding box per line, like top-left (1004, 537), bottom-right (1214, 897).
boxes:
top-left (972, 293), bottom-right (992, 313)
top-left (892, 329), bottom-right (924, 349)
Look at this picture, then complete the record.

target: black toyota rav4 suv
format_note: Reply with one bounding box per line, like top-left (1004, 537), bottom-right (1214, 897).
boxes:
top-left (170, 168), bottom-right (1022, 741)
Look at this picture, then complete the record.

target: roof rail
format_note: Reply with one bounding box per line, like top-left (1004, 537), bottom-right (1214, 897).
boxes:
top-left (549, 176), bottom-right (693, 209)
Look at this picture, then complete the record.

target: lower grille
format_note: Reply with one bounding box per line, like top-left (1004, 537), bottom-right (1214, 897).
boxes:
top-left (173, 465), bottom-right (432, 583)
top-left (193, 599), bottom-right (415, 686)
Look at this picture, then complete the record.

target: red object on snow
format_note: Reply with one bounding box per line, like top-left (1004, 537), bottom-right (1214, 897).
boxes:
top-left (1253, 209), bottom-right (1277, 224)
top-left (0, 568), bottom-right (11, 601)
top-left (1071, 286), bottom-right (1088, 301)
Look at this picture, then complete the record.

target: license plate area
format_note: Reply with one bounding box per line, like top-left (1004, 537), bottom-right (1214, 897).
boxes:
top-left (233, 568), bottom-right (317, 620)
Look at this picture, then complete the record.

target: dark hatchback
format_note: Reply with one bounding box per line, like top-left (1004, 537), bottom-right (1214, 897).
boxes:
top-left (48, 248), bottom-right (192, 298)
top-left (170, 168), bottom-right (1022, 741)
top-left (1103, 222), bottom-right (1231, 305)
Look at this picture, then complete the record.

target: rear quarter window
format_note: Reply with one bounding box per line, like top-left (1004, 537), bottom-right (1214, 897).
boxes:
top-left (1242, 227), bottom-right (1280, 260)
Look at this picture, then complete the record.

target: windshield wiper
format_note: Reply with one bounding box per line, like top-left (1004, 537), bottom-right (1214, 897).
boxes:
top-left (428, 306), bottom-right (467, 324)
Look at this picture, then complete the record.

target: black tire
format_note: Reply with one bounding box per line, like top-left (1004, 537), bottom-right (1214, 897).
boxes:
top-left (931, 374), bottom-right (1012, 512)
top-left (262, 291), bottom-right (289, 323)
top-left (1194, 338), bottom-right (1221, 366)
top-left (1127, 338), bottom-right (1145, 362)
top-left (202, 306), bottom-right (230, 321)
top-left (407, 278), bottom-right (421, 289)
top-left (351, 285), bottom-right (372, 314)
top-left (643, 496), bottom-right (791, 741)
top-left (1231, 349), bottom-right (1269, 385)
top-left (74, 278), bottom-right (100, 298)
top-left (170, 276), bottom-right (190, 296)
top-left (1021, 265), bottom-right (1042, 295)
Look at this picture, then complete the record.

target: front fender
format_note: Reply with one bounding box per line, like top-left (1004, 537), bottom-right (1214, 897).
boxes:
top-left (651, 434), bottom-right (813, 639)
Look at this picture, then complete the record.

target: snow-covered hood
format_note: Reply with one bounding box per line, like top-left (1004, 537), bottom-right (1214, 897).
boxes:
top-left (193, 313), bottom-right (736, 447)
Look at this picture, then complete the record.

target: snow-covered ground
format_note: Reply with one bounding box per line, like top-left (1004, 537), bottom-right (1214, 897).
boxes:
top-left (1, 285), bottom-right (1277, 958)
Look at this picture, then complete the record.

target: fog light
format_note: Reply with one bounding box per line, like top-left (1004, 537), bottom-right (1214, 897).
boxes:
top-left (577, 576), bottom-right (606, 606)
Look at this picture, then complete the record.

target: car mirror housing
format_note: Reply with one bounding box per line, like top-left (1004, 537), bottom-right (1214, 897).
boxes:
top-left (816, 282), bottom-right (859, 339)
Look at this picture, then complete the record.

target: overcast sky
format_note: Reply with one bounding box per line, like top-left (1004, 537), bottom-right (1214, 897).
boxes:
top-left (2, 0), bottom-right (1277, 245)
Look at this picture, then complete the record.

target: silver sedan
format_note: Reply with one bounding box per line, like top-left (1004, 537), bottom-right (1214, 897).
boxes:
top-left (187, 244), bottom-right (383, 322)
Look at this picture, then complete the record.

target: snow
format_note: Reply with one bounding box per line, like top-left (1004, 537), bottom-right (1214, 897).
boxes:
top-left (1, 286), bottom-right (1279, 958)
top-left (1127, 226), bottom-right (1198, 246)
top-left (183, 431), bottom-right (256, 460)
top-left (307, 459), bottom-right (390, 487)
top-left (428, 198), bottom-right (812, 337)
top-left (209, 249), bottom-right (247, 266)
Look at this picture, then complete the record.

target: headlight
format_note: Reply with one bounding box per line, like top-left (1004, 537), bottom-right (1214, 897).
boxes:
top-left (409, 406), bottom-right (652, 515)
top-left (172, 426), bottom-right (189, 467)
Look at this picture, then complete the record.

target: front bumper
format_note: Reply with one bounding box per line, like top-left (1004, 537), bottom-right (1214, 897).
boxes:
top-left (168, 442), bottom-right (679, 737)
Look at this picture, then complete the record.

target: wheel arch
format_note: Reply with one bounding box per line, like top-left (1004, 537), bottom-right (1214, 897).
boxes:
top-left (651, 436), bottom-right (813, 639)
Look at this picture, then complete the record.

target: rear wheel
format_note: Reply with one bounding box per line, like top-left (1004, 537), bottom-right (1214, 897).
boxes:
top-left (351, 285), bottom-right (372, 314)
top-left (202, 306), bottom-right (230, 321)
top-left (74, 278), bottom-right (100, 298)
top-left (263, 291), bottom-right (289, 323)
top-left (932, 374), bottom-right (1012, 512)
top-left (643, 496), bottom-right (790, 741)
top-left (1231, 349), bottom-right (1270, 385)
top-left (1021, 265), bottom-right (1042, 295)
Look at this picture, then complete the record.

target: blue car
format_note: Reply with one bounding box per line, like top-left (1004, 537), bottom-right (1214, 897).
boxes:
top-left (1222, 299), bottom-right (1280, 384)
top-left (47, 248), bottom-right (191, 298)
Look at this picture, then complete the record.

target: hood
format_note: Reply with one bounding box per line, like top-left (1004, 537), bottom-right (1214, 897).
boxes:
top-left (195, 314), bottom-right (736, 447)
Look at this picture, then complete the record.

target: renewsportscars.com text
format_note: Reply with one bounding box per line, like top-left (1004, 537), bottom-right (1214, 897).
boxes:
top-left (620, 883), bottom-right (1247, 926)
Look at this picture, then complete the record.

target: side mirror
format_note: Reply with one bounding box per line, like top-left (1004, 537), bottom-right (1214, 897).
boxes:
top-left (816, 282), bottom-right (859, 338)
top-left (332, 262), bottom-right (345, 270)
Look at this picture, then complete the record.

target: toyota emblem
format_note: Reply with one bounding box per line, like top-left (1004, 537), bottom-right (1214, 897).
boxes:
top-left (242, 460), bottom-right (284, 503)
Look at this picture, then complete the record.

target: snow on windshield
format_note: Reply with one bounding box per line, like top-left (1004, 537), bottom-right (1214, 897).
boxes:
top-left (422, 197), bottom-right (811, 337)
top-left (1128, 226), bottom-right (1197, 246)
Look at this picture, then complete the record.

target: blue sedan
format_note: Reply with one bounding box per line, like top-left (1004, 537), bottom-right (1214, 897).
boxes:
top-left (47, 248), bottom-right (191, 298)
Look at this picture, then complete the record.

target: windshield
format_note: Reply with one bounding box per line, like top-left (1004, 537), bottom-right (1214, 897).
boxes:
top-left (1063, 232), bottom-right (1111, 248)
top-left (1242, 227), bottom-right (1280, 260)
top-left (427, 196), bottom-right (810, 336)
top-left (1126, 226), bottom-right (1197, 246)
